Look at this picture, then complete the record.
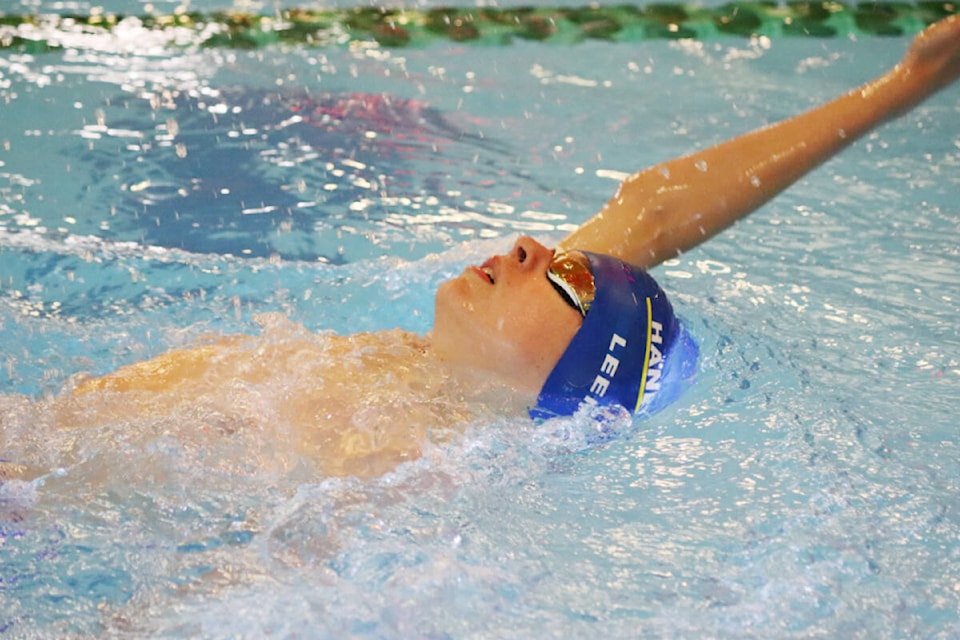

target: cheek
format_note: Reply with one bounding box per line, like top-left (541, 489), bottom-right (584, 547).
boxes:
top-left (505, 304), bottom-right (581, 363)
top-left (496, 306), bottom-right (542, 340)
top-left (433, 285), bottom-right (527, 371)
top-left (432, 276), bottom-right (583, 387)
top-left (484, 282), bottom-right (583, 370)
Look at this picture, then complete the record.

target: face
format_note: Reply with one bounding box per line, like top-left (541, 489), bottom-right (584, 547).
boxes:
top-left (431, 236), bottom-right (583, 395)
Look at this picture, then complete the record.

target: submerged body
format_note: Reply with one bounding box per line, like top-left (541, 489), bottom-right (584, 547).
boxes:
top-left (10, 316), bottom-right (525, 479)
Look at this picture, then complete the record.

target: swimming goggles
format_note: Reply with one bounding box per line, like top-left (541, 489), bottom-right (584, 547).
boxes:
top-left (547, 251), bottom-right (596, 317)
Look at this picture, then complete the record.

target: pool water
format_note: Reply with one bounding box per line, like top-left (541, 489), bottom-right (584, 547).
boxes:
top-left (2, 2), bottom-right (959, 637)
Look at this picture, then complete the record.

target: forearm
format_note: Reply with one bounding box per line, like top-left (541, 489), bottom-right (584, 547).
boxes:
top-left (564, 70), bottom-right (913, 266)
top-left (560, 16), bottom-right (960, 268)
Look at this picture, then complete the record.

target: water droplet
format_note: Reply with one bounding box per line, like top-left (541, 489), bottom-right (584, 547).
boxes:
top-left (695, 160), bottom-right (708, 172)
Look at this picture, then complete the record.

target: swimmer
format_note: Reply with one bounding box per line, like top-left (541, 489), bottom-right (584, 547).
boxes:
top-left (6, 15), bottom-right (960, 479)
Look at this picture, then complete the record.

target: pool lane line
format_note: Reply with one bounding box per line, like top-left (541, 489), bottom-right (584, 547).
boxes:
top-left (0, 2), bottom-right (957, 51)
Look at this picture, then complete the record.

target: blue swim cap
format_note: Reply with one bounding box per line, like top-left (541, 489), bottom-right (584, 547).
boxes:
top-left (532, 252), bottom-right (698, 420)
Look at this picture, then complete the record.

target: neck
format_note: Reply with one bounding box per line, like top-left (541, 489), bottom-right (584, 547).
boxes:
top-left (415, 333), bottom-right (536, 416)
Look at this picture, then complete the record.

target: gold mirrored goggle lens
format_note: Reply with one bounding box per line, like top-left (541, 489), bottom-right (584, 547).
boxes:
top-left (546, 251), bottom-right (595, 317)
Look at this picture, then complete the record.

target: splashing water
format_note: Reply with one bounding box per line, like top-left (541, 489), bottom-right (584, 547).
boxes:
top-left (2, 12), bottom-right (960, 638)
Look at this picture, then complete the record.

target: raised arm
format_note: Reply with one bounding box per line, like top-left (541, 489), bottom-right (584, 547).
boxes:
top-left (559, 15), bottom-right (960, 269)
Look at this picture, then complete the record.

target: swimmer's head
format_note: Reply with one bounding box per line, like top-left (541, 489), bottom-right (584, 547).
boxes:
top-left (432, 237), bottom-right (583, 394)
top-left (533, 250), bottom-right (698, 419)
top-left (431, 237), bottom-right (696, 414)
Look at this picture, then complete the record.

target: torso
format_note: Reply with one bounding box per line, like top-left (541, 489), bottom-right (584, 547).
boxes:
top-left (14, 315), bottom-right (526, 478)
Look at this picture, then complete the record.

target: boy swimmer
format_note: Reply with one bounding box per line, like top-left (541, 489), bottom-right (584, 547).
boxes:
top-left (10, 15), bottom-right (960, 478)
top-left (436, 13), bottom-right (960, 416)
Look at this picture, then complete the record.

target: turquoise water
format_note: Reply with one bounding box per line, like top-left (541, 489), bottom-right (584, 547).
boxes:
top-left (2, 2), bottom-right (959, 637)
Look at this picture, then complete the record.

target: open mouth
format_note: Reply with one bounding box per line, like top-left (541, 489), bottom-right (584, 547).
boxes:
top-left (475, 257), bottom-right (496, 284)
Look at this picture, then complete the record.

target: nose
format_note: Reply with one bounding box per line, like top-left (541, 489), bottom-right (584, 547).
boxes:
top-left (510, 236), bottom-right (552, 272)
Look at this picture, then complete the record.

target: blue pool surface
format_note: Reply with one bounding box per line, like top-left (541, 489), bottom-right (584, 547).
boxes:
top-left (1, 1), bottom-right (959, 637)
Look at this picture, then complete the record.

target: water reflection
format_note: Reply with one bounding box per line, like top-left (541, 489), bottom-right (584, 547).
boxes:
top-left (67, 88), bottom-right (523, 262)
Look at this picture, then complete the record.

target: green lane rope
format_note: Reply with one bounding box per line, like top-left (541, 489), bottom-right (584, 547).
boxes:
top-left (1, 2), bottom-right (956, 51)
